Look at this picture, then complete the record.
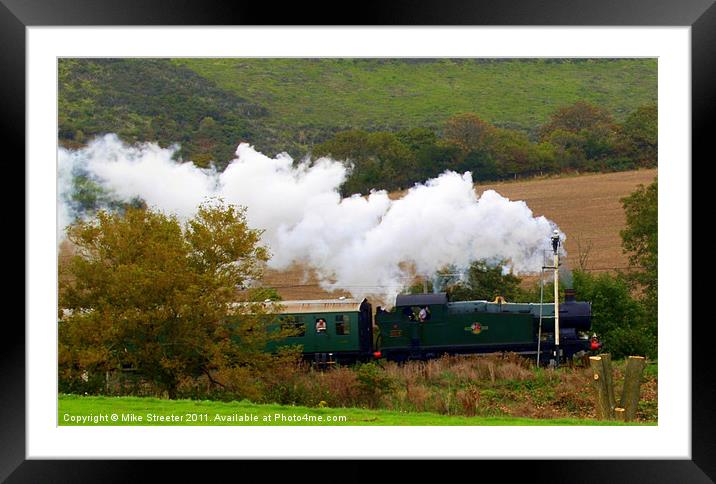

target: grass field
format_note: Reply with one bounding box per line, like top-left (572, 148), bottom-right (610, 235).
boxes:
top-left (59, 395), bottom-right (647, 426)
top-left (261, 168), bottom-right (658, 300)
top-left (172, 58), bottom-right (656, 134)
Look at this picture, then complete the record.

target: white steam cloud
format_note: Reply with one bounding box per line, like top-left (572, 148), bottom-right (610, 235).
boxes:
top-left (59, 134), bottom-right (564, 302)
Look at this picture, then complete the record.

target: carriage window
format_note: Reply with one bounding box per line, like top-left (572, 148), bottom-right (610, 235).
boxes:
top-left (280, 316), bottom-right (305, 337)
top-left (335, 315), bottom-right (350, 335)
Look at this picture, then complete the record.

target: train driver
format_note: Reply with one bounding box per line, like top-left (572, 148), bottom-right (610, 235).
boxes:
top-left (418, 306), bottom-right (431, 322)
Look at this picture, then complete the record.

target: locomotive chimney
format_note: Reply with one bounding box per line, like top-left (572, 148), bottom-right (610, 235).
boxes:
top-left (564, 288), bottom-right (576, 303)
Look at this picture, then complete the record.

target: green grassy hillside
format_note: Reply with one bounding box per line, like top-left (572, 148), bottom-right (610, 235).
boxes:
top-left (59, 58), bottom-right (656, 162)
top-left (173, 58), bottom-right (656, 134)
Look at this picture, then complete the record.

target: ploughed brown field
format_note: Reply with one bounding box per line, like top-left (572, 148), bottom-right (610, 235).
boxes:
top-left (263, 169), bottom-right (658, 300)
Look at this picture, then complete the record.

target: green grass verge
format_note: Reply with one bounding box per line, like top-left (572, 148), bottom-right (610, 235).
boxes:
top-left (59, 394), bottom-right (651, 426)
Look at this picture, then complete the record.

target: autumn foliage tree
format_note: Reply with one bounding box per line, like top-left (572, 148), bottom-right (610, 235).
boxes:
top-left (443, 113), bottom-right (495, 153)
top-left (59, 201), bottom-right (299, 399)
top-left (539, 100), bottom-right (615, 135)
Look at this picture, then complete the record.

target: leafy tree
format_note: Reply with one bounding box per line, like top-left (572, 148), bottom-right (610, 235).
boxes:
top-left (356, 362), bottom-right (396, 408)
top-left (246, 286), bottom-right (282, 302)
top-left (198, 116), bottom-right (217, 134)
top-left (533, 141), bottom-right (559, 174)
top-left (313, 130), bottom-right (370, 160)
top-left (620, 178), bottom-right (658, 322)
top-left (617, 103), bottom-right (657, 167)
top-left (444, 113), bottom-right (495, 153)
top-left (365, 132), bottom-right (414, 189)
top-left (58, 201), bottom-right (297, 398)
top-left (396, 127), bottom-right (438, 152)
top-left (540, 101), bottom-right (618, 170)
top-left (314, 130), bottom-right (414, 194)
top-left (447, 260), bottom-right (525, 302)
top-left (460, 148), bottom-right (500, 181)
top-left (542, 129), bottom-right (587, 169)
top-left (539, 100), bottom-right (615, 136)
top-left (70, 174), bottom-right (119, 213)
top-left (69, 174), bottom-right (147, 218)
top-left (572, 270), bottom-right (655, 359)
top-left (483, 128), bottom-right (538, 176)
top-left (414, 142), bottom-right (462, 180)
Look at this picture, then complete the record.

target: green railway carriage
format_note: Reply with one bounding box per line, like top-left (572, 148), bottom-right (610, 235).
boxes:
top-left (265, 298), bottom-right (375, 364)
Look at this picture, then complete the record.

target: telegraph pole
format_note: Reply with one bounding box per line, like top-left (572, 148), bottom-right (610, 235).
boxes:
top-left (551, 230), bottom-right (561, 366)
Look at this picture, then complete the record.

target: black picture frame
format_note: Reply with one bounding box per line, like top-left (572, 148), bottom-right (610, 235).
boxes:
top-left (6, 0), bottom-right (709, 481)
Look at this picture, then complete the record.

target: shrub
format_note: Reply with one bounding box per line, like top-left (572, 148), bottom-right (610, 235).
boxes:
top-left (356, 362), bottom-right (396, 407)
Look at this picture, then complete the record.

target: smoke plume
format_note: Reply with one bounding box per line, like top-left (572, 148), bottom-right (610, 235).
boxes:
top-left (58, 134), bottom-right (565, 302)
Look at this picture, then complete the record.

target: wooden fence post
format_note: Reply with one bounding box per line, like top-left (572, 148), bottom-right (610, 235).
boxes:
top-left (615, 407), bottom-right (626, 422)
top-left (600, 353), bottom-right (617, 413)
top-left (589, 356), bottom-right (614, 420)
top-left (620, 356), bottom-right (646, 421)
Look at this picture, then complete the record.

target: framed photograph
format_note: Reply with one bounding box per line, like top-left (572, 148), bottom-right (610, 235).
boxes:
top-left (8, 0), bottom-right (709, 480)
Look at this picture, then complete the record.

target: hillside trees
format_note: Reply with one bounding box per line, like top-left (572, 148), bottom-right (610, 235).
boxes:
top-left (538, 101), bottom-right (619, 171)
top-left (444, 113), bottom-right (495, 152)
top-left (312, 130), bottom-right (414, 194)
top-left (482, 128), bottom-right (539, 177)
top-left (539, 100), bottom-right (615, 134)
top-left (617, 103), bottom-right (657, 167)
top-left (309, 101), bottom-right (654, 196)
top-left (58, 202), bottom-right (298, 398)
